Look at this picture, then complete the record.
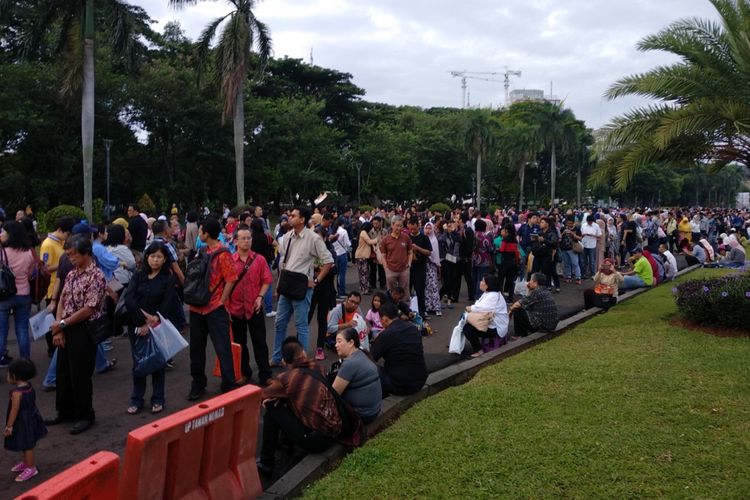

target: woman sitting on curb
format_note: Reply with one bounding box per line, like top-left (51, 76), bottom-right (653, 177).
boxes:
top-left (332, 328), bottom-right (382, 424)
top-left (584, 258), bottom-right (624, 310)
top-left (462, 274), bottom-right (509, 357)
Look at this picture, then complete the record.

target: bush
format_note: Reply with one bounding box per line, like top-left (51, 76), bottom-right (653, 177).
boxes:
top-left (674, 273), bottom-right (750, 330)
top-left (137, 193), bottom-right (156, 216)
top-left (44, 205), bottom-right (86, 231)
top-left (358, 204), bottom-right (375, 213)
top-left (429, 202), bottom-right (451, 214)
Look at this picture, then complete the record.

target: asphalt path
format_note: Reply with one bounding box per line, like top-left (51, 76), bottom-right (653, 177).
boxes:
top-left (2, 256), bottom-right (684, 496)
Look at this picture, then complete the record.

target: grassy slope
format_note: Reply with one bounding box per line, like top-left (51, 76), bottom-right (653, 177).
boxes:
top-left (305, 270), bottom-right (750, 498)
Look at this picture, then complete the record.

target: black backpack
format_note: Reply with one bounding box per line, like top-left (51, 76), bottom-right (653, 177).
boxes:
top-left (0, 248), bottom-right (17, 301)
top-left (183, 247), bottom-right (229, 307)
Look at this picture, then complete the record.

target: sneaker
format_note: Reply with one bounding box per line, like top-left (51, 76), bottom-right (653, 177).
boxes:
top-left (11, 462), bottom-right (28, 473)
top-left (0, 354), bottom-right (13, 368)
top-left (15, 466), bottom-right (38, 482)
top-left (575, 278), bottom-right (582, 285)
top-left (436, 310), bottom-right (442, 317)
top-left (315, 348), bottom-right (325, 361)
top-left (265, 311), bottom-right (277, 318)
top-left (165, 359), bottom-right (175, 370)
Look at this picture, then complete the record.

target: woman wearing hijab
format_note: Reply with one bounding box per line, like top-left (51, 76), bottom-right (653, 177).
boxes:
top-left (423, 222), bottom-right (442, 317)
top-left (583, 258), bottom-right (624, 310)
top-left (718, 235), bottom-right (746, 268)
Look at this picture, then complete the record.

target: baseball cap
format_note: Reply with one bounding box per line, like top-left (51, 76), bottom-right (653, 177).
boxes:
top-left (72, 222), bottom-right (97, 235)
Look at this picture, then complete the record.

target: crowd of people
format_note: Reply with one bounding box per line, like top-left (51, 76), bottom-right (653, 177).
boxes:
top-left (0, 201), bottom-right (747, 480)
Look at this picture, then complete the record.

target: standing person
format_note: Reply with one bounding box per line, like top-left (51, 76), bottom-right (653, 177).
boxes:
top-left (581, 215), bottom-right (602, 278)
top-left (124, 243), bottom-right (182, 414)
top-left (456, 213), bottom-right (476, 302)
top-left (407, 217), bottom-right (431, 318)
top-left (595, 216), bottom-right (607, 273)
top-left (379, 216), bottom-right (413, 293)
top-left (39, 217), bottom-right (75, 357)
top-left (471, 219), bottom-right (493, 299)
top-left (354, 222), bottom-right (377, 295)
top-left (227, 226), bottom-right (273, 386)
top-left (249, 219), bottom-right (276, 317)
top-left (534, 217), bottom-right (560, 292)
top-left (496, 224), bottom-right (521, 299)
top-left (423, 222), bottom-right (442, 316)
top-left (332, 217), bottom-right (351, 299)
top-left (0, 222), bottom-right (36, 365)
top-left (438, 220), bottom-right (462, 307)
top-left (4, 358), bottom-right (47, 482)
top-left (187, 218), bottom-right (239, 401)
top-left (272, 208), bottom-right (333, 365)
top-left (368, 216), bottom-right (388, 290)
top-left (308, 226), bottom-right (337, 361)
top-left (606, 217), bottom-right (619, 261)
top-left (184, 211), bottom-right (199, 262)
top-left (127, 204), bottom-right (148, 263)
top-left (46, 236), bottom-right (106, 435)
top-left (559, 218), bottom-right (582, 285)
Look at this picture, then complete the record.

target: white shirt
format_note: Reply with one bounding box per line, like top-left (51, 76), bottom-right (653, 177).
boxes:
top-left (581, 222), bottom-right (602, 249)
top-left (333, 226), bottom-right (351, 256)
top-left (469, 291), bottom-right (509, 337)
top-left (661, 250), bottom-right (678, 279)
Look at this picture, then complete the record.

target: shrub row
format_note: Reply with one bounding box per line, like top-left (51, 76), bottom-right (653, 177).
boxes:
top-left (674, 272), bottom-right (750, 330)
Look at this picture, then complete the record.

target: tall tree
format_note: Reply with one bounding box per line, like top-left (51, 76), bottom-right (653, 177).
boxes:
top-left (536, 102), bottom-right (579, 207)
top-left (170, 0), bottom-right (272, 206)
top-left (1, 0), bottom-right (151, 219)
top-left (465, 110), bottom-right (497, 210)
top-left (594, 0), bottom-right (750, 191)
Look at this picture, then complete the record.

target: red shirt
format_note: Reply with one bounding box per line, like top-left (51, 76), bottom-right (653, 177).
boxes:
top-left (226, 251), bottom-right (273, 319)
top-left (188, 244), bottom-right (238, 315)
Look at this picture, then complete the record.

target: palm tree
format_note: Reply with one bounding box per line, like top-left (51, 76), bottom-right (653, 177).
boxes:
top-left (465, 110), bottom-right (497, 210)
top-left (594, 0), bottom-right (750, 191)
top-left (1, 0), bottom-right (151, 219)
top-left (536, 102), bottom-right (579, 206)
top-left (498, 120), bottom-right (540, 210)
top-left (170, 0), bottom-right (271, 207)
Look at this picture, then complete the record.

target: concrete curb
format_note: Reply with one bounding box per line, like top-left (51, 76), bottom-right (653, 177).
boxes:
top-left (261, 264), bottom-right (701, 499)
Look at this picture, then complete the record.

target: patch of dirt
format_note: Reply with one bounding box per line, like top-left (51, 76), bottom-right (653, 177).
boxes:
top-left (669, 316), bottom-right (750, 338)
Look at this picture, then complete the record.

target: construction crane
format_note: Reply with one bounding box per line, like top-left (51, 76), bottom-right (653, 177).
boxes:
top-left (449, 69), bottom-right (522, 108)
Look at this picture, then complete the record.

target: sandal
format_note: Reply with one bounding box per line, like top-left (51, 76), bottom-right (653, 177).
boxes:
top-left (151, 404), bottom-right (164, 414)
top-left (127, 406), bottom-right (140, 415)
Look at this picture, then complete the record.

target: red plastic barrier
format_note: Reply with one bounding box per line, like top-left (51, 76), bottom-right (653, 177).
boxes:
top-left (119, 384), bottom-right (263, 499)
top-left (16, 451), bottom-right (119, 500)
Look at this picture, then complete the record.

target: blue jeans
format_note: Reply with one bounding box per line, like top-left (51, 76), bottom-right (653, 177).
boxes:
top-left (264, 283), bottom-right (273, 314)
top-left (561, 250), bottom-right (581, 279)
top-left (272, 287), bottom-right (313, 363)
top-left (0, 294), bottom-right (32, 359)
top-left (336, 253), bottom-right (348, 295)
top-left (44, 344), bottom-right (110, 386)
top-left (622, 275), bottom-right (646, 289)
top-left (583, 248), bottom-right (597, 277)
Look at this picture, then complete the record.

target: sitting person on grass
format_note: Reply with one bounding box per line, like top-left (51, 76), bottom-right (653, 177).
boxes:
top-left (370, 303), bottom-right (427, 397)
top-left (462, 274), bottom-right (509, 357)
top-left (621, 248), bottom-right (654, 290)
top-left (508, 273), bottom-right (558, 338)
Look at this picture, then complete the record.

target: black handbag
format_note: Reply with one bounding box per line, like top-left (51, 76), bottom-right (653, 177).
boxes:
top-left (276, 237), bottom-right (309, 300)
top-left (0, 247), bottom-right (17, 301)
top-left (88, 314), bottom-right (113, 344)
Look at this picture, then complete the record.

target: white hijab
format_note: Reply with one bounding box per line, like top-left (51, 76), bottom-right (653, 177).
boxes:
top-left (424, 222), bottom-right (441, 267)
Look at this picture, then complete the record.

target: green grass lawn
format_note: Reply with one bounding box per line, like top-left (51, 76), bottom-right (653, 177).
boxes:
top-left (305, 269), bottom-right (750, 498)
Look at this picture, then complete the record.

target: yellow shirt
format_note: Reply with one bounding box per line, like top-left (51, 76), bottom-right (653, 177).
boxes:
top-left (40, 234), bottom-right (64, 299)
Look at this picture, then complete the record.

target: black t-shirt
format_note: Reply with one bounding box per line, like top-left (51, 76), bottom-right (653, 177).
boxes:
top-left (409, 233), bottom-right (432, 267)
top-left (370, 319), bottom-right (427, 394)
top-left (624, 221), bottom-right (638, 248)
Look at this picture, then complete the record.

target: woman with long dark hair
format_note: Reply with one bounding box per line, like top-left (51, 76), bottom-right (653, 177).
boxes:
top-left (496, 224), bottom-right (520, 299)
top-left (0, 221), bottom-right (35, 364)
top-left (250, 218), bottom-right (277, 316)
top-left (124, 242), bottom-right (182, 414)
top-left (308, 226), bottom-right (337, 360)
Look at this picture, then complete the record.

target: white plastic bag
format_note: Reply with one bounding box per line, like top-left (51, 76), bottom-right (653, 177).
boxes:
top-left (150, 312), bottom-right (188, 360)
top-left (448, 314), bottom-right (467, 355)
top-left (514, 278), bottom-right (528, 297)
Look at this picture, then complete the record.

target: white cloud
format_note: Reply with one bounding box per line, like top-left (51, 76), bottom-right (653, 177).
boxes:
top-left (130, 0), bottom-right (722, 128)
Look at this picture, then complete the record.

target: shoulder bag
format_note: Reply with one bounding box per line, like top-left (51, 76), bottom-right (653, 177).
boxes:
top-left (277, 236), bottom-right (309, 301)
top-left (0, 247), bottom-right (18, 301)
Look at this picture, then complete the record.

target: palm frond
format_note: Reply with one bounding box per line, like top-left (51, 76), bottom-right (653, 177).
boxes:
top-left (193, 14), bottom-right (230, 83)
top-left (216, 11), bottom-right (250, 122)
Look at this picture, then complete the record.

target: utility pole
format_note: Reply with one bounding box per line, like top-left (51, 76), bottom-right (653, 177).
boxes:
top-left (103, 139), bottom-right (113, 221)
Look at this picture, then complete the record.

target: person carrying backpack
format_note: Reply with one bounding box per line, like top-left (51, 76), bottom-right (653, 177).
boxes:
top-left (183, 218), bottom-right (238, 401)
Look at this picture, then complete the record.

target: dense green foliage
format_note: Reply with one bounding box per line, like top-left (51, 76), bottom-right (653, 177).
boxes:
top-left (306, 269), bottom-right (750, 497)
top-left (674, 271), bottom-right (750, 330)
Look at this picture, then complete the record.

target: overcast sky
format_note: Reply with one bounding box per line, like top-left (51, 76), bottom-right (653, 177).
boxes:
top-left (131, 0), bottom-right (720, 129)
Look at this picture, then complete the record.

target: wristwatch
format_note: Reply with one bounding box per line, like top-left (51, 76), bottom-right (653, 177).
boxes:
top-left (59, 319), bottom-right (67, 330)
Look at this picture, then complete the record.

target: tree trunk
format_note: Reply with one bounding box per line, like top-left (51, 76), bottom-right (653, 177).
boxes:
top-left (476, 152), bottom-right (482, 210)
top-left (81, 37), bottom-right (95, 220)
top-left (233, 86), bottom-right (245, 207)
top-left (518, 161), bottom-right (526, 210)
top-left (576, 161), bottom-right (581, 207)
top-left (550, 142), bottom-right (557, 207)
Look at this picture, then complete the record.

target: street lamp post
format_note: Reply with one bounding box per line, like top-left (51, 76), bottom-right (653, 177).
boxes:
top-left (532, 178), bottom-right (537, 204)
top-left (356, 163), bottom-right (362, 206)
top-left (103, 139), bottom-right (113, 221)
